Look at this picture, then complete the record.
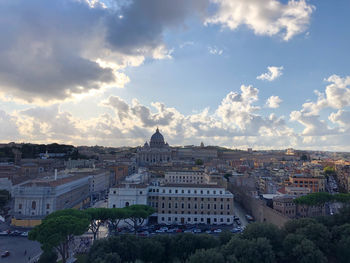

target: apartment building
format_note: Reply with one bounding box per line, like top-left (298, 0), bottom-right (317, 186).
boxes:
top-left (108, 183), bottom-right (235, 225)
top-left (164, 171), bottom-right (209, 185)
top-left (148, 184), bottom-right (234, 225)
top-left (289, 174), bottom-right (326, 192)
top-left (273, 195), bottom-right (296, 218)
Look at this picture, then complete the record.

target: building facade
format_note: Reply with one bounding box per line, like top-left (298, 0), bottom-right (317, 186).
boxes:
top-left (137, 128), bottom-right (172, 166)
top-left (13, 175), bottom-right (90, 219)
top-left (108, 183), bottom-right (235, 225)
top-left (289, 174), bottom-right (326, 193)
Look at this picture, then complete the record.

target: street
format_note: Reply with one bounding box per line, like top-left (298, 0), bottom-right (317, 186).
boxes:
top-left (0, 236), bottom-right (41, 263)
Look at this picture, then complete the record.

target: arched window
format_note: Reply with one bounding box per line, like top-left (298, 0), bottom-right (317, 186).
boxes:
top-left (32, 201), bottom-right (36, 210)
top-left (125, 202), bottom-right (129, 207)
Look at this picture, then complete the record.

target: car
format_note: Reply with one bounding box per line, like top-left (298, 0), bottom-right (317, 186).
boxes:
top-left (0, 231), bottom-right (8, 236)
top-left (159, 227), bottom-right (168, 231)
top-left (192, 229), bottom-right (201, 233)
top-left (166, 228), bottom-right (176, 233)
top-left (184, 229), bottom-right (192, 233)
top-left (205, 230), bottom-right (212, 234)
top-left (176, 228), bottom-right (183, 233)
top-left (20, 231), bottom-right (28, 237)
top-left (155, 229), bottom-right (165, 233)
top-left (1, 251), bottom-right (10, 258)
top-left (236, 220), bottom-right (241, 226)
top-left (137, 231), bottom-right (149, 237)
top-left (233, 215), bottom-right (239, 220)
top-left (230, 228), bottom-right (241, 233)
top-left (213, 229), bottom-right (222, 233)
top-left (9, 230), bottom-right (21, 236)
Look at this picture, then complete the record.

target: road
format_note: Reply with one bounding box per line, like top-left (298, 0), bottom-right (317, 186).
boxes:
top-left (234, 201), bottom-right (249, 227)
top-left (0, 236), bottom-right (41, 263)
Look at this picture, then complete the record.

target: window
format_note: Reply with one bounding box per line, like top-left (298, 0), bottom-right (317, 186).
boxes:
top-left (161, 217), bottom-right (165, 221)
top-left (220, 204), bottom-right (223, 209)
top-left (31, 201), bottom-right (36, 210)
top-left (188, 203), bottom-right (191, 209)
top-left (194, 218), bottom-right (198, 222)
top-left (220, 218), bottom-right (223, 222)
top-left (162, 203), bottom-right (165, 208)
top-left (214, 218), bottom-right (217, 222)
top-left (194, 204), bottom-right (197, 209)
top-left (18, 204), bottom-right (22, 209)
top-left (139, 191), bottom-right (143, 194)
top-left (181, 203), bottom-right (184, 209)
top-left (182, 190), bottom-right (184, 193)
top-left (169, 203), bottom-right (171, 208)
top-left (175, 203), bottom-right (178, 208)
top-left (168, 217), bottom-right (171, 221)
top-left (169, 189), bottom-right (172, 193)
top-left (207, 204), bottom-right (210, 209)
top-left (188, 190), bottom-right (190, 194)
top-left (113, 204), bottom-right (116, 208)
top-left (200, 190), bottom-right (203, 194)
top-left (113, 191), bottom-right (116, 194)
top-left (188, 197), bottom-right (191, 201)
top-left (214, 204), bottom-right (217, 209)
top-left (46, 204), bottom-right (50, 209)
top-left (188, 218), bottom-right (191, 222)
top-left (227, 218), bottom-right (230, 222)
top-left (214, 191), bottom-right (216, 194)
top-left (175, 190), bottom-right (178, 193)
top-left (125, 202), bottom-right (130, 207)
top-left (227, 204), bottom-right (230, 210)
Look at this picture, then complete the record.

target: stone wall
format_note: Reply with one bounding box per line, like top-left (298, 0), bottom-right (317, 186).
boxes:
top-left (228, 183), bottom-right (289, 228)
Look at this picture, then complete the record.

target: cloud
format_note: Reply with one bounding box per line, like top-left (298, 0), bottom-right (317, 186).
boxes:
top-left (266, 95), bottom-right (282, 108)
top-left (208, 46), bottom-right (223, 55)
top-left (0, 0), bottom-right (207, 102)
top-left (257, 66), bottom-right (284, 81)
top-left (206, 0), bottom-right (314, 41)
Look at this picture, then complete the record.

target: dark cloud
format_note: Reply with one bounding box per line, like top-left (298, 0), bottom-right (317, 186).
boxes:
top-left (0, 0), bottom-right (209, 102)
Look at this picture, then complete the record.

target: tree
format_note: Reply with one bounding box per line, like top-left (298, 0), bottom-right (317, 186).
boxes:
top-left (108, 208), bottom-right (128, 234)
top-left (242, 223), bottom-right (283, 251)
top-left (139, 238), bottom-right (164, 263)
top-left (37, 250), bottom-right (58, 263)
top-left (29, 210), bottom-right (89, 263)
top-left (195, 159), bottom-right (203, 165)
top-left (224, 236), bottom-right (276, 263)
top-left (323, 166), bottom-right (336, 177)
top-left (291, 239), bottom-right (327, 263)
top-left (0, 190), bottom-right (10, 210)
top-left (187, 248), bottom-right (225, 263)
top-left (85, 208), bottom-right (112, 240)
top-left (123, 205), bottom-right (155, 234)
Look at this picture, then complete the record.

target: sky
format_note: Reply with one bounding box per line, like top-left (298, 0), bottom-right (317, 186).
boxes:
top-left (0, 0), bottom-right (350, 151)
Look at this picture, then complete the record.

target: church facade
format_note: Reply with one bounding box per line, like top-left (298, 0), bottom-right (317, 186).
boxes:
top-left (137, 128), bottom-right (172, 166)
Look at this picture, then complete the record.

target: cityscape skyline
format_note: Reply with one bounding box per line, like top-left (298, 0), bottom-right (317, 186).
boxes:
top-left (0, 0), bottom-right (350, 151)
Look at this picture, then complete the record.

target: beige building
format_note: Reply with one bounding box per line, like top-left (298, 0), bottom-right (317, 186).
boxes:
top-left (148, 184), bottom-right (234, 225)
top-left (164, 171), bottom-right (209, 185)
top-left (289, 174), bottom-right (326, 193)
top-left (273, 195), bottom-right (296, 218)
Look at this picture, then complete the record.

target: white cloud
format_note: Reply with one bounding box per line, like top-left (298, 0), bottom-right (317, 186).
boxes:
top-left (266, 96), bottom-right (282, 108)
top-left (208, 46), bottom-right (223, 55)
top-left (206, 0), bottom-right (315, 41)
top-left (257, 66), bottom-right (284, 81)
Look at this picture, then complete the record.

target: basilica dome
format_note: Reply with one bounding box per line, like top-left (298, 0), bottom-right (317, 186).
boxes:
top-left (150, 128), bottom-right (165, 148)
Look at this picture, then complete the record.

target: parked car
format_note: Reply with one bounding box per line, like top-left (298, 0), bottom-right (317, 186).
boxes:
top-left (192, 229), bottom-right (201, 233)
top-left (231, 228), bottom-right (241, 233)
top-left (137, 231), bottom-right (149, 237)
top-left (236, 219), bottom-right (241, 226)
top-left (20, 231), bottom-right (28, 237)
top-left (176, 228), bottom-right (183, 233)
top-left (213, 229), bottom-right (222, 233)
top-left (155, 229), bottom-right (165, 233)
top-left (1, 251), bottom-right (10, 258)
top-left (0, 231), bottom-right (8, 236)
top-left (184, 229), bottom-right (192, 233)
top-left (205, 230), bottom-right (211, 234)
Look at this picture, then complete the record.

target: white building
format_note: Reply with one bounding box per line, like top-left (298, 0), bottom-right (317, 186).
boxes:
top-left (164, 170), bottom-right (209, 185)
top-left (13, 175), bottom-right (90, 218)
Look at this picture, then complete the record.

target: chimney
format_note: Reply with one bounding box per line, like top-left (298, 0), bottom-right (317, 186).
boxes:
top-left (54, 169), bottom-right (57, 180)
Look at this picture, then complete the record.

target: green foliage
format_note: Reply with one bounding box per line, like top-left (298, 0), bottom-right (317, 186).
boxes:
top-left (294, 192), bottom-right (350, 206)
top-left (85, 208), bottom-right (113, 240)
top-left (38, 250), bottom-right (58, 263)
top-left (0, 189), bottom-right (10, 209)
top-left (323, 166), bottom-right (336, 176)
top-left (187, 248), bottom-right (225, 263)
top-left (195, 159), bottom-right (203, 165)
top-left (224, 236), bottom-right (276, 263)
top-left (123, 205), bottom-right (155, 233)
top-left (29, 209), bottom-right (90, 263)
